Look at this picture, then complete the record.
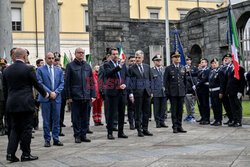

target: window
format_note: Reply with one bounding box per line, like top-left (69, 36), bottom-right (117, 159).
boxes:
top-left (85, 10), bottom-right (89, 32)
top-left (150, 12), bottom-right (159, 19)
top-left (177, 8), bottom-right (190, 20)
top-left (11, 8), bottom-right (22, 31)
top-left (147, 7), bottom-right (161, 20)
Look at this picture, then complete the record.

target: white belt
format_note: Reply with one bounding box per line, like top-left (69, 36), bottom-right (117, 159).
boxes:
top-left (204, 82), bottom-right (209, 85)
top-left (209, 87), bottom-right (220, 92)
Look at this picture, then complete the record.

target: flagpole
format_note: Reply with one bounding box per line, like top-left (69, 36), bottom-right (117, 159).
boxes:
top-left (165, 0), bottom-right (170, 66)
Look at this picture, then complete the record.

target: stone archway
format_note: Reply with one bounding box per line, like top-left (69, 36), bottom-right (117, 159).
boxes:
top-left (190, 44), bottom-right (202, 67)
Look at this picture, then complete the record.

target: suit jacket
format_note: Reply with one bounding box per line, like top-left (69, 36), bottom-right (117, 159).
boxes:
top-left (2, 60), bottom-right (47, 113)
top-left (0, 71), bottom-right (4, 102)
top-left (164, 64), bottom-right (187, 97)
top-left (151, 66), bottom-right (165, 97)
top-left (128, 63), bottom-right (152, 97)
top-left (104, 60), bottom-right (127, 97)
top-left (36, 65), bottom-right (64, 103)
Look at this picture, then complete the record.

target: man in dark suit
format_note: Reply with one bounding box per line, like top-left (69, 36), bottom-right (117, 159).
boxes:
top-left (129, 50), bottom-right (153, 137)
top-left (151, 54), bottom-right (168, 128)
top-left (36, 53), bottom-right (64, 147)
top-left (3, 48), bottom-right (48, 162)
top-left (104, 48), bottom-right (128, 140)
top-left (164, 51), bottom-right (187, 133)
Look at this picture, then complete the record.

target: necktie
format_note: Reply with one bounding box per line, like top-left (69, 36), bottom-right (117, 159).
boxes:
top-left (49, 66), bottom-right (54, 91)
top-left (116, 62), bottom-right (122, 84)
top-left (139, 64), bottom-right (144, 76)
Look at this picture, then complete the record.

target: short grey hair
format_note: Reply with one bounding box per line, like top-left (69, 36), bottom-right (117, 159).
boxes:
top-left (135, 50), bottom-right (144, 57)
top-left (75, 47), bottom-right (85, 54)
top-left (45, 52), bottom-right (54, 58)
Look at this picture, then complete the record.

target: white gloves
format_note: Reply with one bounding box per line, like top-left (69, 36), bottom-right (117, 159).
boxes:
top-left (192, 85), bottom-right (196, 91)
top-left (237, 92), bottom-right (242, 99)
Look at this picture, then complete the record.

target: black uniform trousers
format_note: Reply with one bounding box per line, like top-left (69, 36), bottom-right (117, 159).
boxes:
top-left (153, 97), bottom-right (167, 126)
top-left (7, 112), bottom-right (33, 156)
top-left (107, 93), bottom-right (125, 134)
top-left (170, 96), bottom-right (184, 129)
top-left (228, 95), bottom-right (242, 123)
top-left (210, 91), bottom-right (222, 122)
top-left (127, 94), bottom-right (135, 126)
top-left (222, 96), bottom-right (233, 121)
top-left (134, 90), bottom-right (151, 132)
top-left (197, 91), bottom-right (210, 122)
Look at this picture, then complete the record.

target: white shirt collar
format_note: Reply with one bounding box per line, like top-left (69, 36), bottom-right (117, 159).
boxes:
top-left (15, 59), bottom-right (25, 63)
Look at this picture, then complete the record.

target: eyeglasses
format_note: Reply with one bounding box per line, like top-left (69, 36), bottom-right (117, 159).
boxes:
top-left (76, 52), bottom-right (84, 54)
top-left (48, 57), bottom-right (55, 60)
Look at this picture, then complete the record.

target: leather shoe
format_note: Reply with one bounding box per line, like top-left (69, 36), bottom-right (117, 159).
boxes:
top-left (62, 124), bottom-right (66, 127)
top-left (118, 133), bottom-right (128, 138)
top-left (53, 140), bottom-right (63, 146)
top-left (160, 123), bottom-right (168, 128)
top-left (138, 131), bottom-right (144, 137)
top-left (228, 121), bottom-right (235, 127)
top-left (200, 121), bottom-right (210, 125)
top-left (233, 122), bottom-right (242, 127)
top-left (81, 137), bottom-right (91, 142)
top-left (59, 133), bottom-right (65, 136)
top-left (75, 138), bottom-right (81, 143)
top-left (87, 129), bottom-right (93, 134)
top-left (173, 128), bottom-right (178, 133)
top-left (112, 127), bottom-right (118, 131)
top-left (44, 141), bottom-right (51, 147)
top-left (107, 134), bottom-right (115, 140)
top-left (211, 121), bottom-right (222, 126)
top-left (21, 155), bottom-right (38, 162)
top-left (156, 124), bottom-right (161, 128)
top-left (130, 124), bottom-right (135, 130)
top-left (196, 119), bottom-right (202, 122)
top-left (6, 154), bottom-right (19, 162)
top-left (143, 130), bottom-right (153, 136)
top-left (177, 128), bottom-right (187, 133)
top-left (224, 120), bottom-right (233, 125)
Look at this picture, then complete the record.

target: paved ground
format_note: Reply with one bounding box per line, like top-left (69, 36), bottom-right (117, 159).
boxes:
top-left (0, 112), bottom-right (250, 167)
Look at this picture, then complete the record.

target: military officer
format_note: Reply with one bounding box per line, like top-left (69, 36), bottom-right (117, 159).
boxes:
top-left (193, 58), bottom-right (211, 125)
top-left (151, 54), bottom-right (168, 128)
top-left (164, 51), bottom-right (187, 133)
top-left (209, 58), bottom-right (222, 126)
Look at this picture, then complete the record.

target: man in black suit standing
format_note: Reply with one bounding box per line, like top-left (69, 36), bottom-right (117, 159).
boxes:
top-left (129, 50), bottom-right (153, 137)
top-left (104, 48), bottom-right (128, 140)
top-left (3, 48), bottom-right (48, 162)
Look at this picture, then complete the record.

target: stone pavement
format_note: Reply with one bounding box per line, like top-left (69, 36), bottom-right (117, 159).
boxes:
top-left (0, 112), bottom-right (250, 167)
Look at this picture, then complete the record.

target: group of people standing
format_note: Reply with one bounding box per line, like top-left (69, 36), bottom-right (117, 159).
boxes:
top-left (0, 46), bottom-right (248, 163)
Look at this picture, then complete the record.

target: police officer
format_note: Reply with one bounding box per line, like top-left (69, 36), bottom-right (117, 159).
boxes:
top-left (209, 58), bottom-right (222, 126)
top-left (164, 51), bottom-right (187, 133)
top-left (193, 58), bottom-right (211, 125)
top-left (151, 54), bottom-right (168, 128)
top-left (219, 54), bottom-right (233, 125)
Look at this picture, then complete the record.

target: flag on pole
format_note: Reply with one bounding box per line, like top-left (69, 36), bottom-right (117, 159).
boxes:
top-left (69, 50), bottom-right (73, 62)
top-left (63, 53), bottom-right (70, 67)
top-left (118, 42), bottom-right (126, 60)
top-left (227, 5), bottom-right (240, 80)
top-left (87, 54), bottom-right (92, 66)
top-left (171, 30), bottom-right (186, 66)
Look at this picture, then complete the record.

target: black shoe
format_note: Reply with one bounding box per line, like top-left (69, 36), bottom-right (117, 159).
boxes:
top-left (75, 137), bottom-right (81, 143)
top-left (31, 135), bottom-right (35, 139)
top-left (81, 137), bottom-right (91, 142)
top-left (107, 134), bottom-right (115, 140)
top-left (160, 123), bottom-right (168, 128)
top-left (59, 133), bottom-right (65, 136)
top-left (53, 140), bottom-right (63, 146)
top-left (143, 130), bottom-right (153, 136)
top-left (213, 121), bottom-right (222, 126)
top-left (223, 120), bottom-right (232, 125)
top-left (44, 141), bottom-right (51, 147)
top-left (196, 119), bottom-right (202, 122)
top-left (6, 154), bottom-right (19, 162)
top-left (233, 122), bottom-right (242, 127)
top-left (130, 124), bottom-right (135, 130)
top-left (21, 155), bottom-right (38, 162)
top-left (156, 124), bottom-right (161, 128)
top-left (124, 121), bottom-right (127, 124)
top-left (228, 121), bottom-right (235, 127)
top-left (200, 121), bottom-right (210, 125)
top-left (177, 127), bottom-right (187, 133)
top-left (118, 133), bottom-right (128, 138)
top-left (112, 127), bottom-right (118, 131)
top-left (62, 124), bottom-right (66, 127)
top-left (99, 122), bottom-right (104, 126)
top-left (138, 131), bottom-right (144, 137)
top-left (87, 129), bottom-right (93, 134)
top-left (173, 128), bottom-right (178, 133)
top-left (34, 127), bottom-right (39, 130)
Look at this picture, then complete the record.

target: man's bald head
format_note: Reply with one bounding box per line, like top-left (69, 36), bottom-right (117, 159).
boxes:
top-left (14, 48), bottom-right (27, 60)
top-left (45, 52), bottom-right (55, 66)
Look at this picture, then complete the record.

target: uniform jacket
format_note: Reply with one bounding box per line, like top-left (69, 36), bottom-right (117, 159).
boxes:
top-left (151, 66), bottom-right (166, 97)
top-left (36, 65), bottom-right (64, 103)
top-left (128, 63), bottom-right (152, 97)
top-left (65, 58), bottom-right (97, 100)
top-left (209, 67), bottom-right (221, 89)
top-left (164, 64), bottom-right (187, 97)
top-left (185, 65), bottom-right (198, 94)
top-left (196, 67), bottom-right (211, 94)
top-left (2, 60), bottom-right (47, 113)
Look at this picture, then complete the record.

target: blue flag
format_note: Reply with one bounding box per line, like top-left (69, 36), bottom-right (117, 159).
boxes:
top-left (171, 30), bottom-right (186, 66)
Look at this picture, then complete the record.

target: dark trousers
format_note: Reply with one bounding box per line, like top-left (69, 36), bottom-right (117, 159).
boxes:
top-left (127, 95), bottom-right (135, 126)
top-left (228, 95), bottom-right (242, 123)
top-left (0, 101), bottom-right (7, 131)
top-left (71, 100), bottom-right (89, 138)
top-left (87, 102), bottom-right (91, 129)
top-left (60, 98), bottom-right (66, 133)
top-left (7, 112), bottom-right (33, 156)
top-left (107, 94), bottom-right (125, 134)
top-left (222, 95), bottom-right (233, 121)
top-left (197, 91), bottom-right (210, 122)
top-left (210, 91), bottom-right (222, 122)
top-left (153, 97), bottom-right (167, 126)
top-left (170, 96), bottom-right (184, 129)
top-left (134, 91), bottom-right (151, 132)
top-left (104, 95), bottom-right (118, 128)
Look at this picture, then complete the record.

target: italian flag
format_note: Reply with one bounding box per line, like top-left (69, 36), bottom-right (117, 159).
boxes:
top-left (119, 42), bottom-right (126, 60)
top-left (63, 53), bottom-right (70, 67)
top-left (228, 5), bottom-right (240, 80)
